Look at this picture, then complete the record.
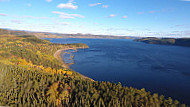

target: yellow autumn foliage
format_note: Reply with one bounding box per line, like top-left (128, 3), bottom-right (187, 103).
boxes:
top-left (14, 58), bottom-right (72, 75)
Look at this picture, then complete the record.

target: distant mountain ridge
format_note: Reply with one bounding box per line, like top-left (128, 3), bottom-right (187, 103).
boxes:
top-left (135, 37), bottom-right (190, 48)
top-left (0, 28), bottom-right (133, 39)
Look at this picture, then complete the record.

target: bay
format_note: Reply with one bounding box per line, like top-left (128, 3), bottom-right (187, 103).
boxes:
top-left (46, 38), bottom-right (190, 105)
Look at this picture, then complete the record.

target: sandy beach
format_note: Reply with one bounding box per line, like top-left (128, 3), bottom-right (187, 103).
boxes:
top-left (54, 47), bottom-right (77, 68)
top-left (54, 47), bottom-right (94, 81)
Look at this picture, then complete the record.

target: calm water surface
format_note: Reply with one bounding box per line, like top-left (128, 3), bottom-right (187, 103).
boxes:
top-left (46, 38), bottom-right (190, 105)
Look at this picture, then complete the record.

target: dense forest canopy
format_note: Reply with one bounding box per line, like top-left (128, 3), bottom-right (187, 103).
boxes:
top-left (0, 31), bottom-right (188, 106)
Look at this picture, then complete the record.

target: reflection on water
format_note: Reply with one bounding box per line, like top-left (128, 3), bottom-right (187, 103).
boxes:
top-left (46, 38), bottom-right (190, 105)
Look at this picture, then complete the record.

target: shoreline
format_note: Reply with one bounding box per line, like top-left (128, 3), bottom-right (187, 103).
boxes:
top-left (54, 47), bottom-right (95, 81)
top-left (54, 47), bottom-right (78, 69)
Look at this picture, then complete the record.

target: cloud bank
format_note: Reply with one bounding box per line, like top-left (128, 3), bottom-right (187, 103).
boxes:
top-left (89, 3), bottom-right (102, 7)
top-left (52, 11), bottom-right (84, 19)
top-left (57, 3), bottom-right (78, 9)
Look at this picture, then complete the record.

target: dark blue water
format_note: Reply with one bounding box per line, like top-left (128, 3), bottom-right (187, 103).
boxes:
top-left (46, 38), bottom-right (190, 105)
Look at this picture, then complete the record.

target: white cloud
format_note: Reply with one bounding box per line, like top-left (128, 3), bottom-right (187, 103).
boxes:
top-left (0, 13), bottom-right (48, 19)
top-left (52, 11), bottom-right (84, 19)
top-left (181, 0), bottom-right (190, 1)
top-left (108, 14), bottom-right (116, 18)
top-left (25, 3), bottom-right (32, 7)
top-left (57, 3), bottom-right (78, 9)
top-left (102, 5), bottom-right (109, 8)
top-left (122, 16), bottom-right (128, 18)
top-left (13, 15), bottom-right (47, 19)
top-left (46, 0), bottom-right (52, 2)
top-left (0, 13), bottom-right (8, 16)
top-left (89, 3), bottom-right (102, 7)
top-left (68, 0), bottom-right (74, 3)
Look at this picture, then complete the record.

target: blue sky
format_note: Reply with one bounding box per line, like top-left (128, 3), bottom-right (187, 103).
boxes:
top-left (0, 0), bottom-right (190, 37)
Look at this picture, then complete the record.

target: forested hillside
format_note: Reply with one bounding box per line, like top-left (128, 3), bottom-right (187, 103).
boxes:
top-left (0, 33), bottom-right (187, 106)
top-left (134, 37), bottom-right (190, 48)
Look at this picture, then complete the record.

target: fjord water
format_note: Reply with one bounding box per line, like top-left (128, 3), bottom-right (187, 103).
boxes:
top-left (47, 38), bottom-right (190, 105)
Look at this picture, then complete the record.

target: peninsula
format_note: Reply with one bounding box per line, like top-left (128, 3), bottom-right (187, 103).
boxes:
top-left (134, 37), bottom-right (190, 48)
